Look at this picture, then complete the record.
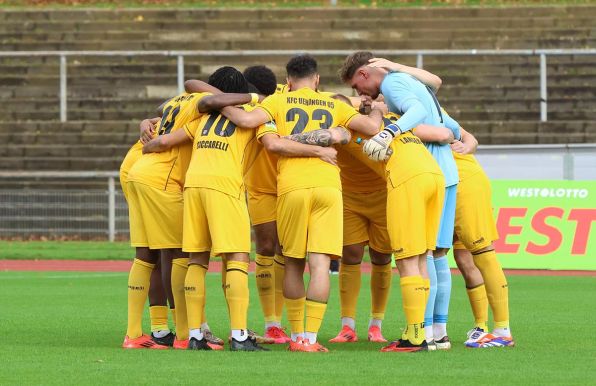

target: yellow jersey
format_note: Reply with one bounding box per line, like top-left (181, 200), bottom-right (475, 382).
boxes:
top-left (384, 113), bottom-right (443, 188)
top-left (183, 105), bottom-right (258, 199)
top-left (337, 130), bottom-right (387, 193)
top-left (119, 140), bottom-right (143, 183)
top-left (127, 92), bottom-right (208, 193)
top-left (257, 87), bottom-right (360, 195)
top-left (453, 152), bottom-right (484, 182)
top-left (243, 84), bottom-right (290, 194)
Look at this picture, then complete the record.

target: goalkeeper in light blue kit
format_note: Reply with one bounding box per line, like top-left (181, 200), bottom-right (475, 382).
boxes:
top-left (341, 52), bottom-right (461, 350)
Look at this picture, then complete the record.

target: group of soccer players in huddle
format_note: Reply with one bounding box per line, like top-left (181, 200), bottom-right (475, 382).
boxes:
top-left (119, 51), bottom-right (514, 352)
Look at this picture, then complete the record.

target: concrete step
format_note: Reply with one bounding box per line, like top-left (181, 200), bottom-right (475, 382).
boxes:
top-left (0, 144), bottom-right (129, 158)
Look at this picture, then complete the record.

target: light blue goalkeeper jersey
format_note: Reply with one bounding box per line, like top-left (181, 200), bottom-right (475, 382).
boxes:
top-left (380, 72), bottom-right (460, 187)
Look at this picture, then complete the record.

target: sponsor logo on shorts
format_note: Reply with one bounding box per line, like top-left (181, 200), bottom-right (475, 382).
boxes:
top-left (184, 286), bottom-right (196, 291)
top-left (256, 273), bottom-right (272, 279)
top-left (128, 285), bottom-right (145, 291)
top-left (473, 237), bottom-right (485, 245)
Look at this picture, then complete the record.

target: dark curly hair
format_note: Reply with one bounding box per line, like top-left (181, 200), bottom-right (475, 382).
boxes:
top-left (208, 66), bottom-right (249, 94)
top-left (243, 65), bottom-right (277, 96)
top-left (286, 54), bottom-right (318, 79)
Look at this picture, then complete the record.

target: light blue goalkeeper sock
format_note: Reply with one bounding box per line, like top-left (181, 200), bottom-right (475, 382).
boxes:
top-left (424, 255), bottom-right (437, 340)
top-left (433, 255), bottom-right (452, 338)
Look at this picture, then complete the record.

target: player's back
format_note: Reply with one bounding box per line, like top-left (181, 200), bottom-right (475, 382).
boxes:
top-left (257, 87), bottom-right (359, 195)
top-left (183, 105), bottom-right (257, 199)
top-left (452, 152), bottom-right (486, 182)
top-left (128, 92), bottom-right (207, 193)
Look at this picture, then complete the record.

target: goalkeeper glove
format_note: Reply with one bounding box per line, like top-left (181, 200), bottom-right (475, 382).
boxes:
top-left (363, 128), bottom-right (396, 161)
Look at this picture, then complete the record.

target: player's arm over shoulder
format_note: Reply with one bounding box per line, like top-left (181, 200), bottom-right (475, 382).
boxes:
top-left (260, 132), bottom-right (337, 165)
top-left (142, 124), bottom-right (193, 154)
top-left (413, 124), bottom-right (454, 144)
top-left (285, 127), bottom-right (351, 147)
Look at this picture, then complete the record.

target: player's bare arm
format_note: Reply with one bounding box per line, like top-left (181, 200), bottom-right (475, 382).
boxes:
top-left (184, 79), bottom-right (222, 95)
top-left (198, 93), bottom-right (258, 113)
top-left (347, 108), bottom-right (384, 136)
top-left (451, 127), bottom-right (478, 155)
top-left (139, 117), bottom-right (160, 144)
top-left (220, 106), bottom-right (270, 129)
top-left (368, 57), bottom-right (442, 92)
top-left (260, 133), bottom-right (338, 165)
top-left (413, 124), bottom-right (455, 144)
top-left (285, 127), bottom-right (351, 147)
top-left (142, 127), bottom-right (190, 154)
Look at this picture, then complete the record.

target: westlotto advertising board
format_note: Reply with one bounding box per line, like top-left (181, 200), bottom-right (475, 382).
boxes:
top-left (474, 180), bottom-right (596, 270)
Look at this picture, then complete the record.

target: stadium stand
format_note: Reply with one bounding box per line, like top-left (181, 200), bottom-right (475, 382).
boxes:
top-left (0, 5), bottom-right (595, 178)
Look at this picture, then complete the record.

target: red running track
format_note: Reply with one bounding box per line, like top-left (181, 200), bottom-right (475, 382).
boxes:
top-left (1, 259), bottom-right (594, 276)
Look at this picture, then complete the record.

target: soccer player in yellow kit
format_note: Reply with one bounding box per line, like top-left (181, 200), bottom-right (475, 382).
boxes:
top-left (220, 55), bottom-right (384, 352)
top-left (119, 117), bottom-right (179, 347)
top-left (121, 67), bottom-right (243, 350)
top-left (242, 66), bottom-right (291, 343)
top-left (441, 112), bottom-right (514, 348)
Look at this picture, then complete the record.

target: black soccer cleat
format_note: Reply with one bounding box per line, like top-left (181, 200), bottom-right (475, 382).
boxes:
top-left (230, 336), bottom-right (270, 351)
top-left (151, 331), bottom-right (175, 347)
top-left (187, 337), bottom-right (213, 351)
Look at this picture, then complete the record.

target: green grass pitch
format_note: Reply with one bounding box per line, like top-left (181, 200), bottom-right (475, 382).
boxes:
top-left (1, 271), bottom-right (595, 385)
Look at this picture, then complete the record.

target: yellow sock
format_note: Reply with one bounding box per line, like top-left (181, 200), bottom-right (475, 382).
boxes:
top-left (285, 296), bottom-right (306, 335)
top-left (305, 299), bottom-right (327, 335)
top-left (171, 258), bottom-right (189, 340)
top-left (370, 262), bottom-right (392, 320)
top-left (400, 275), bottom-right (426, 345)
top-left (422, 278), bottom-right (430, 306)
top-left (339, 263), bottom-right (361, 319)
top-left (149, 306), bottom-right (169, 332)
top-left (255, 254), bottom-right (276, 322)
top-left (126, 258), bottom-right (154, 339)
top-left (170, 308), bottom-right (176, 328)
top-left (201, 301), bottom-right (207, 325)
top-left (221, 256), bottom-right (227, 296)
top-left (225, 261), bottom-right (249, 330)
top-left (184, 263), bottom-right (207, 331)
top-left (273, 255), bottom-right (285, 322)
top-left (473, 250), bottom-right (510, 329)
top-left (466, 284), bottom-right (489, 331)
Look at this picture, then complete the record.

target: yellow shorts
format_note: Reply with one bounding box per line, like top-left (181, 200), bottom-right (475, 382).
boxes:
top-left (183, 187), bottom-right (251, 255)
top-left (247, 190), bottom-right (277, 226)
top-left (387, 173), bottom-right (445, 259)
top-left (343, 189), bottom-right (392, 254)
top-left (453, 171), bottom-right (499, 251)
top-left (127, 181), bottom-right (183, 249)
top-left (277, 187), bottom-right (343, 259)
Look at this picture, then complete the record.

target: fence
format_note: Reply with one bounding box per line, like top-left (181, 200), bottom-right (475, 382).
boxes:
top-left (1, 48), bottom-right (596, 123)
top-left (0, 144), bottom-right (594, 241)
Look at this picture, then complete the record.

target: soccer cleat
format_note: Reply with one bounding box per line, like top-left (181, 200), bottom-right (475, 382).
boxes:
top-left (264, 326), bottom-right (291, 344)
top-left (329, 325), bottom-right (358, 343)
top-left (122, 334), bottom-right (169, 350)
top-left (435, 335), bottom-right (451, 350)
top-left (367, 326), bottom-right (387, 343)
top-left (173, 338), bottom-right (188, 350)
top-left (187, 337), bottom-right (213, 351)
top-left (467, 334), bottom-right (515, 348)
top-left (464, 327), bottom-right (486, 346)
top-left (151, 331), bottom-right (175, 347)
top-left (381, 339), bottom-right (428, 353)
top-left (309, 341), bottom-right (330, 352)
top-left (288, 338), bottom-right (327, 352)
top-left (426, 340), bottom-right (437, 351)
top-left (203, 328), bottom-right (224, 347)
top-left (230, 336), bottom-right (270, 351)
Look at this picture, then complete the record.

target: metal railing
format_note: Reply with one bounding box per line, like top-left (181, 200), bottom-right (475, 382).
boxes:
top-left (1, 48), bottom-right (595, 123)
top-left (0, 144), bottom-right (594, 241)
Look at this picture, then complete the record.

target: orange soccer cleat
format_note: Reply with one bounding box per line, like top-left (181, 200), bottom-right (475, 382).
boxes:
top-left (264, 326), bottom-right (291, 344)
top-left (122, 334), bottom-right (169, 350)
top-left (329, 325), bottom-right (358, 343)
top-left (367, 326), bottom-right (388, 343)
top-left (381, 339), bottom-right (428, 353)
top-left (288, 338), bottom-right (329, 352)
top-left (173, 338), bottom-right (189, 350)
